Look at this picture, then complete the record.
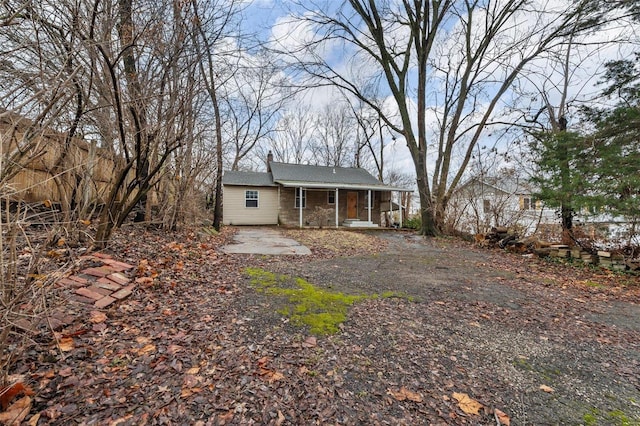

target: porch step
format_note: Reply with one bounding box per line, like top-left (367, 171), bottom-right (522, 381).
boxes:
top-left (342, 219), bottom-right (379, 228)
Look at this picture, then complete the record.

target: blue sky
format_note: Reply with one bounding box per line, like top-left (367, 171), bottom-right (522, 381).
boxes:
top-left (238, 1), bottom-right (638, 184)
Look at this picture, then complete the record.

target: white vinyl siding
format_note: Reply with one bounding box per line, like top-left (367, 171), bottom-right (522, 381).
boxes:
top-left (223, 186), bottom-right (278, 225)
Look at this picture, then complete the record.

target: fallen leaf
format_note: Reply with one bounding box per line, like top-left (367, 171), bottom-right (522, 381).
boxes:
top-left (0, 396), bottom-right (32, 425)
top-left (79, 219), bottom-right (91, 226)
top-left (186, 367), bottom-right (200, 375)
top-left (89, 311), bottom-right (108, 324)
top-left (495, 408), bottom-right (510, 425)
top-left (58, 337), bottom-right (74, 352)
top-left (452, 392), bottom-right (483, 415)
top-left (276, 410), bottom-right (285, 426)
top-left (180, 387), bottom-right (202, 398)
top-left (267, 371), bottom-right (285, 383)
top-left (0, 383), bottom-right (34, 410)
top-left (183, 374), bottom-right (200, 388)
top-left (138, 344), bottom-right (156, 355)
top-left (58, 367), bottom-right (73, 377)
top-left (539, 384), bottom-right (554, 393)
top-left (27, 412), bottom-right (41, 426)
top-left (167, 344), bottom-right (183, 355)
top-left (387, 387), bottom-right (423, 403)
top-left (302, 336), bottom-right (317, 348)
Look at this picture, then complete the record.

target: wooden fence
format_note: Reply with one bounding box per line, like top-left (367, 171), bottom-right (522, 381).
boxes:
top-left (1, 110), bottom-right (118, 206)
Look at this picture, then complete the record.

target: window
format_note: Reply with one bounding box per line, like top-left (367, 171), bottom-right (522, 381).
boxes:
top-left (327, 191), bottom-right (335, 205)
top-left (520, 196), bottom-right (537, 211)
top-left (483, 199), bottom-right (491, 213)
top-left (245, 190), bottom-right (258, 208)
top-left (364, 191), bottom-right (374, 209)
top-left (295, 188), bottom-right (306, 208)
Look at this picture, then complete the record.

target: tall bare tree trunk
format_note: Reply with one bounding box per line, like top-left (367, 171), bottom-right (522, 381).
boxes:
top-left (212, 82), bottom-right (224, 231)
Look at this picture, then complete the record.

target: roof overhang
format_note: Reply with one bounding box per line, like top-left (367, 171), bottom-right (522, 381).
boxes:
top-left (274, 180), bottom-right (412, 192)
top-left (223, 182), bottom-right (278, 187)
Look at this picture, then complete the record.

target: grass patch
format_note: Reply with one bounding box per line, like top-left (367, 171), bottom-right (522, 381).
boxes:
top-left (584, 280), bottom-right (605, 289)
top-left (582, 407), bottom-right (640, 426)
top-left (245, 268), bottom-right (413, 335)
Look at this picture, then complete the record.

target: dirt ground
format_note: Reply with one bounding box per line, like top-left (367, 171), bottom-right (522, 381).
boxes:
top-left (261, 231), bottom-right (640, 425)
top-left (5, 227), bottom-right (640, 425)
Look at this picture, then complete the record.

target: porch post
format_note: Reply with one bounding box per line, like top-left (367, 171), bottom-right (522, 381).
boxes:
top-left (367, 189), bottom-right (372, 223)
top-left (335, 188), bottom-right (339, 228)
top-left (392, 191), bottom-right (395, 227)
top-left (398, 191), bottom-right (403, 228)
top-left (398, 192), bottom-right (408, 228)
top-left (299, 187), bottom-right (303, 228)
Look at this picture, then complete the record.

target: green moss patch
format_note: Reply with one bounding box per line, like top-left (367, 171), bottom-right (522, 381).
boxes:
top-left (245, 267), bottom-right (412, 335)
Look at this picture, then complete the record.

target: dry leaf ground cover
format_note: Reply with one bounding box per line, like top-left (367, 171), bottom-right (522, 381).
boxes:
top-left (5, 227), bottom-right (640, 425)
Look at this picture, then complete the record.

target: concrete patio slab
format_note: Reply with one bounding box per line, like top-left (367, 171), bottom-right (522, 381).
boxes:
top-left (221, 227), bottom-right (311, 255)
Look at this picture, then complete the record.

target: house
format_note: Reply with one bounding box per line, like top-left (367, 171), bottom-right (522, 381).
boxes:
top-left (449, 174), bottom-right (556, 235)
top-left (222, 153), bottom-right (411, 227)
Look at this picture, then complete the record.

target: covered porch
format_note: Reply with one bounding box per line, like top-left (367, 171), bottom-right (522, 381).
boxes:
top-left (277, 184), bottom-right (410, 229)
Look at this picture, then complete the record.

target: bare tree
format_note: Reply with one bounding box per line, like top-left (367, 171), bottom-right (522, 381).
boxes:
top-left (226, 50), bottom-right (290, 170)
top-left (310, 103), bottom-right (355, 166)
top-left (277, 0), bottom-right (608, 236)
top-left (92, 0), bottom-right (193, 246)
top-left (266, 103), bottom-right (315, 164)
top-left (189, 0), bottom-right (242, 231)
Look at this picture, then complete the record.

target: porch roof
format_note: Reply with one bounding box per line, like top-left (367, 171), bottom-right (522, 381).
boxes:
top-left (275, 180), bottom-right (408, 191)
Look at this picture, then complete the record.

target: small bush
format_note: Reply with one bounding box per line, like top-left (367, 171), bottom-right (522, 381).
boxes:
top-left (403, 215), bottom-right (421, 230)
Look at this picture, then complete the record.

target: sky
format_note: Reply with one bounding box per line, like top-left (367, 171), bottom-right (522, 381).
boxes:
top-left (238, 0), bottom-right (638, 186)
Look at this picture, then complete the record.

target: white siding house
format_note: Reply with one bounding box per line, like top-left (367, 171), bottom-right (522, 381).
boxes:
top-left (222, 171), bottom-right (279, 225)
top-left (450, 175), bottom-right (556, 235)
top-left (222, 154), bottom-right (411, 227)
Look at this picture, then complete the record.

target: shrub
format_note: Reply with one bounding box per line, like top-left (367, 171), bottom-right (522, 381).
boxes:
top-left (403, 215), bottom-right (421, 230)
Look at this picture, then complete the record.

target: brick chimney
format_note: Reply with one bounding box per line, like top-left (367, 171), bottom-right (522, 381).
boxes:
top-left (266, 150), bottom-right (273, 172)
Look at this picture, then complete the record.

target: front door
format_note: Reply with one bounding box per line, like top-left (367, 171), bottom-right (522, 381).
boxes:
top-left (347, 191), bottom-right (358, 219)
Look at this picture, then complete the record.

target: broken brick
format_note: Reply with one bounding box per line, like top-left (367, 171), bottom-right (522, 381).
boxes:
top-left (92, 252), bottom-right (113, 259)
top-left (76, 287), bottom-right (105, 301)
top-left (106, 272), bottom-right (130, 285)
top-left (94, 296), bottom-right (116, 309)
top-left (87, 285), bottom-right (113, 296)
top-left (110, 261), bottom-right (134, 271)
top-left (111, 284), bottom-right (135, 300)
top-left (96, 278), bottom-right (122, 291)
top-left (81, 267), bottom-right (115, 278)
top-left (68, 275), bottom-right (89, 285)
top-left (57, 278), bottom-right (85, 288)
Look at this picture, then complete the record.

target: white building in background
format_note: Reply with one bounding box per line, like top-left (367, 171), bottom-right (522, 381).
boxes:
top-left (449, 175), bottom-right (556, 236)
top-left (450, 175), bottom-right (638, 245)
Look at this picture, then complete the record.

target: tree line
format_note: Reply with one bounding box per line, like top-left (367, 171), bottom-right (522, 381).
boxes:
top-left (0, 0), bottom-right (637, 246)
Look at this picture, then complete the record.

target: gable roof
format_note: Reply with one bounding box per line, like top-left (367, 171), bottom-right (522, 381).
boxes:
top-left (269, 162), bottom-right (409, 191)
top-left (458, 175), bottom-right (537, 195)
top-left (222, 170), bottom-right (276, 187)
top-left (269, 162), bottom-right (379, 185)
top-left (223, 162), bottom-right (411, 191)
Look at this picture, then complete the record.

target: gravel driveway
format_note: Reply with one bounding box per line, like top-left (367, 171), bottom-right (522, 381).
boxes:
top-left (247, 231), bottom-right (640, 425)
